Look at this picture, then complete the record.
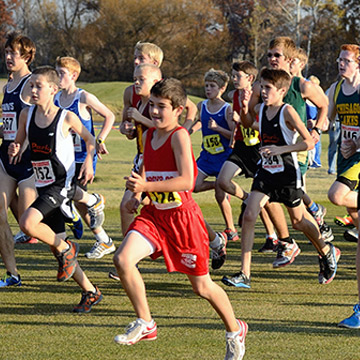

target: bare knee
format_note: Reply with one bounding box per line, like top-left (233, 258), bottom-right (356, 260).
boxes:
top-left (291, 216), bottom-right (304, 231)
top-left (19, 215), bottom-right (33, 236)
top-left (243, 208), bottom-right (258, 226)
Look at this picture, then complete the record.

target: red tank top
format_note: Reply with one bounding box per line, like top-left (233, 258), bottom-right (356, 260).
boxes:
top-left (144, 127), bottom-right (197, 210)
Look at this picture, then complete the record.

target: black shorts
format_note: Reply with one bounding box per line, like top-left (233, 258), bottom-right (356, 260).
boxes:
top-left (0, 147), bottom-right (34, 183)
top-left (226, 141), bottom-right (261, 178)
top-left (337, 175), bottom-right (358, 192)
top-left (31, 185), bottom-right (75, 227)
top-left (251, 177), bottom-right (304, 208)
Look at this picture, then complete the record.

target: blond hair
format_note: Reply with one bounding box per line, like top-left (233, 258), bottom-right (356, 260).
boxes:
top-left (55, 56), bottom-right (81, 80)
top-left (134, 63), bottom-right (162, 79)
top-left (308, 75), bottom-right (320, 86)
top-left (134, 41), bottom-right (164, 66)
top-left (294, 48), bottom-right (308, 65)
top-left (204, 68), bottom-right (229, 88)
top-left (269, 36), bottom-right (296, 60)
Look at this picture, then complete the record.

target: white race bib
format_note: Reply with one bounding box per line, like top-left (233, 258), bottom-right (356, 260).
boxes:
top-left (32, 160), bottom-right (55, 186)
top-left (70, 129), bottom-right (82, 152)
top-left (261, 154), bottom-right (284, 174)
top-left (2, 112), bottom-right (17, 140)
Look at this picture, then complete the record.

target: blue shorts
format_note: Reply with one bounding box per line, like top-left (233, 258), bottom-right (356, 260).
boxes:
top-left (0, 146), bottom-right (33, 183)
top-left (196, 150), bottom-right (231, 177)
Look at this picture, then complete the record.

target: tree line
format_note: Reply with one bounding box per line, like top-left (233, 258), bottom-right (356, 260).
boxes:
top-left (1, 0), bottom-right (359, 91)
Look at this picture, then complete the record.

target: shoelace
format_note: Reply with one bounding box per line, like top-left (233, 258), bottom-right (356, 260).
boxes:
top-left (125, 321), bottom-right (140, 335)
top-left (353, 304), bottom-right (360, 313)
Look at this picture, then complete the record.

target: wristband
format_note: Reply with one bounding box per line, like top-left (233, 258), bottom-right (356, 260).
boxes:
top-left (96, 137), bottom-right (104, 145)
top-left (313, 127), bottom-right (322, 135)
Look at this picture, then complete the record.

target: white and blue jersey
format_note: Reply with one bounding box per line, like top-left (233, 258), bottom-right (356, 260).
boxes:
top-left (54, 89), bottom-right (97, 173)
top-left (196, 100), bottom-right (232, 177)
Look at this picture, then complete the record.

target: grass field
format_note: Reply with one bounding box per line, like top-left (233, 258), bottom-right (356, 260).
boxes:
top-left (0, 81), bottom-right (359, 359)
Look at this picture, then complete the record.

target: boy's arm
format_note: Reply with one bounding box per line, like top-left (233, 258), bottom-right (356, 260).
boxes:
top-left (241, 82), bottom-right (259, 128)
top-left (300, 78), bottom-right (329, 140)
top-left (64, 111), bottom-right (95, 186)
top-left (126, 128), bottom-right (194, 193)
top-left (127, 107), bottom-right (153, 128)
top-left (327, 82), bottom-right (337, 123)
top-left (261, 105), bottom-right (314, 157)
top-left (81, 91), bottom-right (115, 159)
top-left (188, 102), bottom-right (203, 135)
top-left (182, 97), bottom-right (197, 131)
top-left (8, 107), bottom-right (29, 164)
top-left (120, 85), bottom-right (136, 139)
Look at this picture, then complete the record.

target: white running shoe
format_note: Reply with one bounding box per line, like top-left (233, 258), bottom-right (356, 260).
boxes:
top-left (114, 318), bottom-right (157, 345)
top-left (87, 193), bottom-right (105, 230)
top-left (85, 239), bottom-right (116, 259)
top-left (224, 320), bottom-right (248, 360)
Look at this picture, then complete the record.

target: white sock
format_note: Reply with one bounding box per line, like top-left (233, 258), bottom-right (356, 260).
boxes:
top-left (86, 194), bottom-right (97, 207)
top-left (209, 233), bottom-right (221, 250)
top-left (226, 320), bottom-right (241, 339)
top-left (95, 229), bottom-right (110, 244)
top-left (138, 318), bottom-right (154, 327)
top-left (266, 232), bottom-right (278, 240)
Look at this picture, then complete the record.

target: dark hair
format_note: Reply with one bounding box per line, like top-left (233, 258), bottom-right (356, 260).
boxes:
top-left (150, 78), bottom-right (187, 109)
top-left (32, 66), bottom-right (60, 87)
top-left (232, 60), bottom-right (258, 82)
top-left (5, 31), bottom-right (36, 66)
top-left (260, 68), bottom-right (291, 92)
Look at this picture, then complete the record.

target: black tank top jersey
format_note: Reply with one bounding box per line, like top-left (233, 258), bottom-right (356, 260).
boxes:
top-left (258, 104), bottom-right (302, 188)
top-left (1, 74), bottom-right (31, 152)
top-left (27, 106), bottom-right (75, 190)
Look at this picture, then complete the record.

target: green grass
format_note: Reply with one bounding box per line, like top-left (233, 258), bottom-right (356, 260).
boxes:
top-left (1, 81), bottom-right (359, 359)
top-left (1, 131), bottom-right (359, 360)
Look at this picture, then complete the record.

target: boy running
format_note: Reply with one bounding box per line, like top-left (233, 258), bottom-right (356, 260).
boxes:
top-left (55, 56), bottom-right (115, 259)
top-left (222, 69), bottom-right (340, 288)
top-left (113, 78), bottom-right (247, 359)
top-left (192, 69), bottom-right (238, 240)
top-left (8, 66), bottom-right (103, 312)
top-left (0, 31), bottom-right (36, 287)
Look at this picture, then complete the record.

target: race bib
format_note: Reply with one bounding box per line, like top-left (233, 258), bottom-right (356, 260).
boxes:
top-left (2, 112), bottom-right (17, 141)
top-left (341, 124), bottom-right (360, 153)
top-left (203, 134), bottom-right (224, 154)
top-left (261, 154), bottom-right (284, 174)
top-left (148, 191), bottom-right (182, 210)
top-left (32, 160), bottom-right (55, 186)
top-left (240, 125), bottom-right (260, 146)
top-left (70, 129), bottom-right (82, 152)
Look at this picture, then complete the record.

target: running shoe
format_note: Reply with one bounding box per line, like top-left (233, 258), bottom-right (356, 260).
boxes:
top-left (238, 202), bottom-right (247, 228)
top-left (85, 239), bottom-right (116, 259)
top-left (109, 271), bottom-right (120, 281)
top-left (87, 193), bottom-right (105, 230)
top-left (55, 239), bottom-right (79, 282)
top-left (224, 319), bottom-right (248, 360)
top-left (66, 208), bottom-right (83, 240)
top-left (13, 230), bottom-right (38, 244)
top-left (258, 236), bottom-right (278, 253)
top-left (221, 271), bottom-right (251, 289)
top-left (211, 232), bottom-right (227, 270)
top-left (114, 319), bottom-right (157, 345)
top-left (0, 272), bottom-right (21, 287)
top-left (312, 204), bottom-right (326, 226)
top-left (320, 223), bottom-right (334, 242)
top-left (73, 285), bottom-right (103, 313)
top-left (334, 214), bottom-right (354, 228)
top-left (338, 304), bottom-right (360, 329)
top-left (344, 228), bottom-right (358, 243)
top-left (318, 242), bottom-right (341, 285)
top-left (272, 239), bottom-right (300, 268)
top-left (224, 228), bottom-right (239, 242)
